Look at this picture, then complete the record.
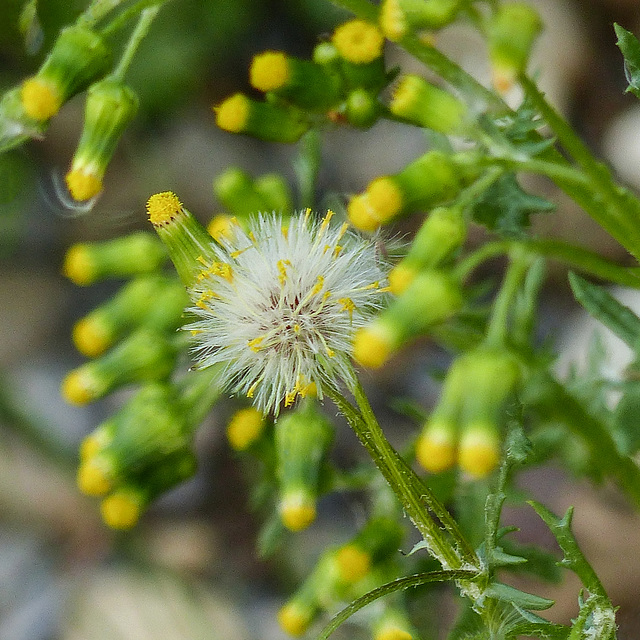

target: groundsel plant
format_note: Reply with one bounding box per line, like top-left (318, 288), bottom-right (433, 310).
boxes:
top-left (5, 0), bottom-right (640, 638)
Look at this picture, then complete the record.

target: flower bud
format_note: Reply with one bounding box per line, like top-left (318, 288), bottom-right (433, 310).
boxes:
top-left (345, 88), bottom-right (382, 128)
top-left (77, 383), bottom-right (191, 497)
top-left (65, 78), bottom-right (138, 201)
top-left (354, 269), bottom-right (462, 367)
top-left (457, 420), bottom-right (501, 478)
top-left (347, 150), bottom-right (462, 231)
top-left (100, 449), bottom-right (197, 529)
top-left (254, 173), bottom-right (293, 215)
top-left (71, 275), bottom-right (188, 357)
top-left (389, 206), bottom-right (466, 295)
top-left (62, 231), bottom-right (167, 286)
top-left (389, 74), bottom-right (467, 134)
top-left (416, 416), bottom-right (457, 473)
top-left (61, 327), bottom-right (177, 405)
top-left (226, 407), bottom-right (267, 451)
top-left (214, 92), bottom-right (309, 143)
top-left (372, 607), bottom-right (416, 640)
top-left (275, 400), bottom-right (334, 531)
top-left (332, 20), bottom-right (387, 92)
top-left (487, 3), bottom-right (542, 93)
top-left (250, 51), bottom-right (342, 111)
top-left (147, 191), bottom-right (217, 287)
top-left (278, 595), bottom-right (318, 637)
top-left (312, 42), bottom-right (340, 67)
top-left (380, 0), bottom-right (462, 41)
top-left (20, 25), bottom-right (110, 121)
top-left (213, 167), bottom-right (270, 218)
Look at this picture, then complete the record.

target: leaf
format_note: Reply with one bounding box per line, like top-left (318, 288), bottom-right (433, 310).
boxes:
top-left (569, 271), bottom-right (640, 349)
top-left (316, 570), bottom-right (476, 640)
top-left (614, 23), bottom-right (640, 99)
top-left (484, 582), bottom-right (555, 610)
top-left (470, 173), bottom-right (555, 237)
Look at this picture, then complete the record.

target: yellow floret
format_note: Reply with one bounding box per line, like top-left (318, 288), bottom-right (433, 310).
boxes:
top-left (347, 193), bottom-right (380, 232)
top-left (376, 626), bottom-right (413, 640)
top-left (277, 602), bottom-right (313, 637)
top-left (65, 167), bottom-right (103, 201)
top-left (214, 93), bottom-right (250, 133)
top-left (352, 323), bottom-right (394, 369)
top-left (250, 51), bottom-right (291, 92)
top-left (61, 368), bottom-right (99, 406)
top-left (388, 263), bottom-right (416, 295)
top-left (79, 429), bottom-right (111, 461)
top-left (77, 457), bottom-right (113, 497)
top-left (335, 544), bottom-right (371, 583)
top-left (146, 191), bottom-right (183, 226)
top-left (72, 316), bottom-right (112, 358)
top-left (20, 76), bottom-right (62, 121)
top-left (458, 425), bottom-right (501, 477)
top-left (62, 244), bottom-right (95, 286)
top-left (367, 176), bottom-right (403, 222)
top-left (279, 491), bottom-right (317, 531)
top-left (332, 19), bottom-right (384, 64)
top-left (101, 491), bottom-right (142, 530)
top-left (416, 422), bottom-right (457, 474)
top-left (226, 407), bottom-right (266, 451)
top-left (207, 214), bottom-right (237, 242)
top-left (390, 74), bottom-right (422, 117)
top-left (379, 0), bottom-right (407, 41)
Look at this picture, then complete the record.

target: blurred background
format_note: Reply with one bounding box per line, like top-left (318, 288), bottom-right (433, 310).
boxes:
top-left (2, 0), bottom-right (640, 638)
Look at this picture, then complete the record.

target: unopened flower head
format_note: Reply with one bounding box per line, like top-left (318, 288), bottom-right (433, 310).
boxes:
top-left (186, 210), bottom-right (388, 414)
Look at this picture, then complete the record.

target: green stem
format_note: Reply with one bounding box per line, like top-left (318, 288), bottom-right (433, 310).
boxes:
top-left (78, 0), bottom-right (125, 27)
top-left (485, 246), bottom-right (532, 347)
top-left (325, 379), bottom-right (478, 569)
top-left (521, 74), bottom-right (640, 261)
top-left (111, 5), bottom-right (161, 81)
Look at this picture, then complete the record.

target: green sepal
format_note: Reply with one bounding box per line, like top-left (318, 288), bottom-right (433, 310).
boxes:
top-left (614, 23), bottom-right (640, 99)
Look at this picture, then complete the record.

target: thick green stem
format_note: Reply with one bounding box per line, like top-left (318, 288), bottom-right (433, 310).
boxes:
top-left (326, 380), bottom-right (478, 569)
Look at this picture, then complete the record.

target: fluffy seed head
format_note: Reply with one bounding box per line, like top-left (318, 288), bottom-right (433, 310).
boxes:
top-left (186, 211), bottom-right (388, 414)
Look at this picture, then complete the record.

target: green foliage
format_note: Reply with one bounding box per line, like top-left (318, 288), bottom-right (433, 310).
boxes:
top-left (615, 23), bottom-right (640, 99)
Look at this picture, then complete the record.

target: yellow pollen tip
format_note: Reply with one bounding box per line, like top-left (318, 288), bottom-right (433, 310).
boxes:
top-left (376, 627), bottom-right (414, 640)
top-left (367, 176), bottom-right (403, 221)
top-left (72, 316), bottom-right (112, 357)
top-left (347, 193), bottom-right (381, 232)
top-left (101, 491), bottom-right (142, 530)
top-left (332, 19), bottom-right (384, 64)
top-left (416, 425), bottom-right (456, 474)
top-left (227, 407), bottom-right (266, 451)
top-left (65, 168), bottom-right (103, 202)
top-left (390, 75), bottom-right (421, 117)
top-left (62, 244), bottom-right (96, 286)
top-left (79, 429), bottom-right (111, 461)
top-left (61, 369), bottom-right (99, 406)
top-left (20, 76), bottom-right (61, 121)
top-left (279, 491), bottom-right (317, 531)
top-left (215, 93), bottom-right (250, 133)
top-left (77, 457), bottom-right (113, 497)
top-left (352, 324), bottom-right (394, 369)
top-left (147, 191), bottom-right (184, 226)
top-left (335, 544), bottom-right (371, 583)
top-left (379, 0), bottom-right (407, 41)
top-left (277, 602), bottom-right (313, 637)
top-left (458, 425), bottom-right (501, 478)
top-left (388, 263), bottom-right (416, 295)
top-left (207, 214), bottom-right (237, 242)
top-left (250, 51), bottom-right (291, 92)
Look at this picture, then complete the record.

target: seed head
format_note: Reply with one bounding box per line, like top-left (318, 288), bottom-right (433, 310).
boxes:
top-left (186, 211), bottom-right (388, 414)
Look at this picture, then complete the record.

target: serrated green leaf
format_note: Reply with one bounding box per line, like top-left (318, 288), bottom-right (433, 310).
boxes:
top-left (316, 570), bottom-right (476, 640)
top-left (569, 271), bottom-right (640, 349)
top-left (615, 23), bottom-right (640, 99)
top-left (484, 582), bottom-right (555, 610)
top-left (470, 173), bottom-right (555, 237)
